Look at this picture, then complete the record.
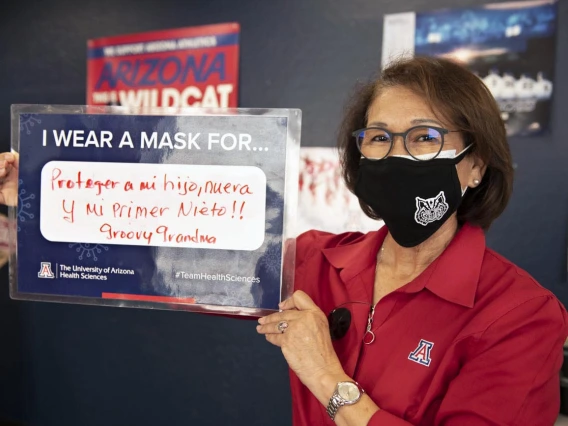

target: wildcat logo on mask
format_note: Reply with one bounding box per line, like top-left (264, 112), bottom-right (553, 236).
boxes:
top-left (414, 191), bottom-right (449, 226)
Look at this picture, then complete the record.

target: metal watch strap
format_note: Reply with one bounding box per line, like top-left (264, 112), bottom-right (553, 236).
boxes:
top-left (326, 393), bottom-right (344, 421)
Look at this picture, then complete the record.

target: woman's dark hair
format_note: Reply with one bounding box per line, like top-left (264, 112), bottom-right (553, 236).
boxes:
top-left (338, 56), bottom-right (514, 230)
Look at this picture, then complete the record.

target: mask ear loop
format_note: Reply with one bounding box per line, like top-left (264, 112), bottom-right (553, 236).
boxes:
top-left (454, 144), bottom-right (473, 158)
top-left (457, 144), bottom-right (474, 196)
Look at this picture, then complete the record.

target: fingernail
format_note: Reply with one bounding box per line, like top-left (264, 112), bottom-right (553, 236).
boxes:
top-left (4, 154), bottom-right (13, 161)
top-left (258, 317), bottom-right (264, 324)
top-left (256, 325), bottom-right (261, 331)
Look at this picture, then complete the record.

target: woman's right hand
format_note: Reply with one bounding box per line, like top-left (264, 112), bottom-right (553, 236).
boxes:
top-left (0, 152), bottom-right (19, 207)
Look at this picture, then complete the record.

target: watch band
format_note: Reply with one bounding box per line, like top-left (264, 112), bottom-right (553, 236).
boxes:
top-left (326, 393), bottom-right (344, 420)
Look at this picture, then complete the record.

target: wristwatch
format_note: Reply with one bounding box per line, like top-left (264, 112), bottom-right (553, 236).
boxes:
top-left (326, 381), bottom-right (365, 421)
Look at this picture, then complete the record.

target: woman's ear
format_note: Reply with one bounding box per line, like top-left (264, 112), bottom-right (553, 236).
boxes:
top-left (469, 154), bottom-right (486, 187)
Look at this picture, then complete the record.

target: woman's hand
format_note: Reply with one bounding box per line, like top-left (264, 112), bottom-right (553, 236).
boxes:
top-left (0, 152), bottom-right (18, 207)
top-left (257, 290), bottom-right (345, 392)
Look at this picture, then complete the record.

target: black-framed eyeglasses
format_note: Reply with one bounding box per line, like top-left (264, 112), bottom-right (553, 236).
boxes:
top-left (328, 301), bottom-right (370, 341)
top-left (352, 125), bottom-right (461, 161)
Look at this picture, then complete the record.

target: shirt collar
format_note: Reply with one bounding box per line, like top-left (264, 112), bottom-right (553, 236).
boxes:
top-left (321, 227), bottom-right (387, 284)
top-left (321, 223), bottom-right (485, 308)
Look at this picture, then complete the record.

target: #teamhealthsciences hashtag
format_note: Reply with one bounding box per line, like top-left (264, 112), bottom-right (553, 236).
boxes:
top-left (175, 271), bottom-right (260, 284)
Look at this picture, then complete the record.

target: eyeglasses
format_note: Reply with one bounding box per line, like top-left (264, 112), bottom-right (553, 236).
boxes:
top-left (328, 301), bottom-right (370, 341)
top-left (352, 125), bottom-right (461, 161)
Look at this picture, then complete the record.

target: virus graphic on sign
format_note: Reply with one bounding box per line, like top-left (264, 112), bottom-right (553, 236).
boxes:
top-left (17, 179), bottom-right (35, 231)
top-left (68, 243), bottom-right (109, 261)
top-left (19, 114), bottom-right (41, 135)
top-left (259, 243), bottom-right (282, 276)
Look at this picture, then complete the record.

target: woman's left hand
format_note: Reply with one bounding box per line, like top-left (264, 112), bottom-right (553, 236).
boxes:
top-left (257, 290), bottom-right (345, 390)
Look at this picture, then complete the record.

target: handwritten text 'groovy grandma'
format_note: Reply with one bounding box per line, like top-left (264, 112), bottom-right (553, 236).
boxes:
top-left (40, 162), bottom-right (267, 251)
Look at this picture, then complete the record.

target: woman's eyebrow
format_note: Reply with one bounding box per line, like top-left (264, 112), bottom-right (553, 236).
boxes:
top-left (410, 118), bottom-right (444, 126)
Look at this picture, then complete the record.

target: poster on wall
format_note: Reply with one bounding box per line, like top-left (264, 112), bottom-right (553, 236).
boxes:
top-left (10, 105), bottom-right (300, 317)
top-left (296, 147), bottom-right (382, 236)
top-left (382, 0), bottom-right (558, 137)
top-left (87, 23), bottom-right (240, 109)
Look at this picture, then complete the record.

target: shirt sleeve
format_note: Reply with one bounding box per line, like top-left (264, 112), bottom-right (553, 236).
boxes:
top-left (432, 295), bottom-right (567, 426)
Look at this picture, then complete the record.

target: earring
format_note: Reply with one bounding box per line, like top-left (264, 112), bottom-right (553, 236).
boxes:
top-left (473, 179), bottom-right (480, 186)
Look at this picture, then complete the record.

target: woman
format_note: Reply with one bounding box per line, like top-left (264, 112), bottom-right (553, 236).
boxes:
top-left (255, 57), bottom-right (568, 425)
top-left (0, 57), bottom-right (565, 425)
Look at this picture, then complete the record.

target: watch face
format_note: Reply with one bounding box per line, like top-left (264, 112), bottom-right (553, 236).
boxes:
top-left (337, 382), bottom-right (361, 402)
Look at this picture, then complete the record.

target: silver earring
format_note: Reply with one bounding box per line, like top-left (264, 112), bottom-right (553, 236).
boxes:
top-left (473, 179), bottom-right (480, 185)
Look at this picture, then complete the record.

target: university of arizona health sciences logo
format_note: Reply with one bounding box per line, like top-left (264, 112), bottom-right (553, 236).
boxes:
top-left (414, 191), bottom-right (449, 226)
top-left (408, 339), bottom-right (434, 367)
top-left (38, 262), bottom-right (55, 279)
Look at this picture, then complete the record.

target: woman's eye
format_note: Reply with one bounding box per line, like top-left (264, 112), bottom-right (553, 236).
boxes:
top-left (417, 135), bottom-right (439, 142)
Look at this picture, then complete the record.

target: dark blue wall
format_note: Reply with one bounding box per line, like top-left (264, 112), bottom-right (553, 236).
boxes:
top-left (1, 0), bottom-right (567, 424)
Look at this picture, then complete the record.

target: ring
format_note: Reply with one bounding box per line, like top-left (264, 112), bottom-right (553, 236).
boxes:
top-left (277, 321), bottom-right (289, 333)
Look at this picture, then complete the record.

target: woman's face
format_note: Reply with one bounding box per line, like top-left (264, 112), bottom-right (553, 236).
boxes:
top-left (365, 85), bottom-right (483, 191)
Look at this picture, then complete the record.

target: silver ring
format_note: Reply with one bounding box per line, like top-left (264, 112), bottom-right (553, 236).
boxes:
top-left (277, 321), bottom-right (288, 333)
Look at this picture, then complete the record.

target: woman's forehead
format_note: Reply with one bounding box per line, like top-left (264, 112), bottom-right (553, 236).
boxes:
top-left (366, 86), bottom-right (451, 128)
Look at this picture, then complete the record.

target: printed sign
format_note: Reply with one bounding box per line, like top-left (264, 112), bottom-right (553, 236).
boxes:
top-left (87, 23), bottom-right (240, 109)
top-left (11, 106), bottom-right (301, 316)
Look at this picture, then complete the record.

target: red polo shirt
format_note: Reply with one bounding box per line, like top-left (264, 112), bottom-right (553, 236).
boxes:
top-left (290, 223), bottom-right (568, 425)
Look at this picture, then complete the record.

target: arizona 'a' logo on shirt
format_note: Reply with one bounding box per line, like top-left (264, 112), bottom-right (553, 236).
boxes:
top-left (408, 339), bottom-right (434, 367)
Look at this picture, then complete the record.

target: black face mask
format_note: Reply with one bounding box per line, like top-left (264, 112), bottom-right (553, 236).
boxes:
top-left (354, 149), bottom-right (470, 248)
